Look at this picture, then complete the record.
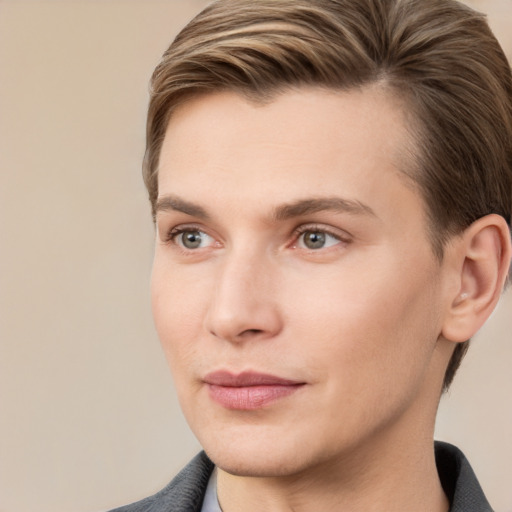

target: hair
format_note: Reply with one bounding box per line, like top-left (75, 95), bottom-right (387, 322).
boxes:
top-left (144, 0), bottom-right (512, 391)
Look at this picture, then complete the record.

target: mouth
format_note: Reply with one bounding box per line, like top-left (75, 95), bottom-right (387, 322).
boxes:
top-left (203, 370), bottom-right (306, 410)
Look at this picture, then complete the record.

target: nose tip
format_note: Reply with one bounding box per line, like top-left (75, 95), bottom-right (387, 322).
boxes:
top-left (206, 299), bottom-right (282, 343)
top-left (203, 261), bottom-right (282, 343)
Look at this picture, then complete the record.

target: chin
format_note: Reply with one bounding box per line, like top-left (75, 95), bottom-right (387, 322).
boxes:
top-left (198, 428), bottom-right (329, 478)
top-left (206, 448), bottom-right (309, 478)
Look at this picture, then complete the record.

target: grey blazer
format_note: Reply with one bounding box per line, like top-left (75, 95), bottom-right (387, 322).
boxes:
top-left (109, 442), bottom-right (493, 512)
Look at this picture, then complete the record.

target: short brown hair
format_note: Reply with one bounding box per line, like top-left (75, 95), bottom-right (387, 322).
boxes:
top-left (144, 0), bottom-right (512, 390)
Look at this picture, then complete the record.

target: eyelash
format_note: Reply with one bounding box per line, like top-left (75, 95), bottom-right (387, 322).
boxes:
top-left (291, 224), bottom-right (351, 249)
top-left (165, 224), bottom-right (211, 245)
top-left (163, 224), bottom-right (351, 251)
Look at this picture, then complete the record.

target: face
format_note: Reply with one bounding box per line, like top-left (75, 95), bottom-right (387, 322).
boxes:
top-left (152, 87), bottom-right (451, 478)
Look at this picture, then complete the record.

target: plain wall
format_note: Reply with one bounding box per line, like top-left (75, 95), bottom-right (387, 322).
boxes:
top-left (0, 1), bottom-right (510, 511)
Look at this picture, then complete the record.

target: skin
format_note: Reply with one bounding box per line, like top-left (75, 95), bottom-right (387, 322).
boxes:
top-left (151, 87), bottom-right (509, 511)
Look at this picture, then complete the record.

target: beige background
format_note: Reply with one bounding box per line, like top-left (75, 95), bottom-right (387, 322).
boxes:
top-left (0, 1), bottom-right (511, 511)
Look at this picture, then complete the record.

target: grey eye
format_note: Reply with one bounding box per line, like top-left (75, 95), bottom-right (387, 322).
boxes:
top-left (180, 230), bottom-right (206, 249)
top-left (302, 231), bottom-right (327, 249)
top-left (298, 230), bottom-right (340, 250)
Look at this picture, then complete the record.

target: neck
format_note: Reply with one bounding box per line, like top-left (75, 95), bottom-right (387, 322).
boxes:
top-left (216, 429), bottom-right (449, 512)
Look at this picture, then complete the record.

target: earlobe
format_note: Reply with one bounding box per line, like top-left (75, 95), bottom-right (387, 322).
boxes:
top-left (441, 214), bottom-right (511, 343)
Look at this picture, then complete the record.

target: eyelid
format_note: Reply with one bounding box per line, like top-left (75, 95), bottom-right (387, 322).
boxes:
top-left (287, 224), bottom-right (354, 256)
top-left (160, 221), bottom-right (351, 253)
top-left (163, 223), bottom-right (218, 248)
top-left (166, 223), bottom-right (203, 241)
top-left (291, 223), bottom-right (352, 245)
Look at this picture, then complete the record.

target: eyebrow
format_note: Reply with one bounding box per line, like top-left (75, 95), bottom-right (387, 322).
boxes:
top-left (155, 194), bottom-right (377, 221)
top-left (155, 195), bottom-right (210, 219)
top-left (272, 197), bottom-right (377, 221)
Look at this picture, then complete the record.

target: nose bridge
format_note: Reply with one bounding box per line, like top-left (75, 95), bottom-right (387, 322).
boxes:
top-left (204, 244), bottom-right (281, 342)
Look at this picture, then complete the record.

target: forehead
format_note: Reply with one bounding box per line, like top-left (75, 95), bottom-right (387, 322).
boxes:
top-left (158, 86), bottom-right (423, 224)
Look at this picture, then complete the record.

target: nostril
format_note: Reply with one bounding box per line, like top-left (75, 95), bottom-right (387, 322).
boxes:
top-left (240, 328), bottom-right (264, 337)
top-left (209, 328), bottom-right (263, 340)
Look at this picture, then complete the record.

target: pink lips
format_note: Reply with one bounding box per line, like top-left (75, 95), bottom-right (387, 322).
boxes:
top-left (204, 371), bottom-right (305, 410)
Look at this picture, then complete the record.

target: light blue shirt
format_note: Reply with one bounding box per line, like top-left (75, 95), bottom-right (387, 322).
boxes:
top-left (200, 467), bottom-right (222, 512)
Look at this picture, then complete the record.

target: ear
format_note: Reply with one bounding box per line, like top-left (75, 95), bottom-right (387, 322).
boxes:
top-left (441, 214), bottom-right (511, 343)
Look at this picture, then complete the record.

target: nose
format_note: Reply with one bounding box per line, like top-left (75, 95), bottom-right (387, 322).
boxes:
top-left (204, 250), bottom-right (283, 343)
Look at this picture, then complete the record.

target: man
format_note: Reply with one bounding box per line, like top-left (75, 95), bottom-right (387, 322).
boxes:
top-left (111, 0), bottom-right (512, 510)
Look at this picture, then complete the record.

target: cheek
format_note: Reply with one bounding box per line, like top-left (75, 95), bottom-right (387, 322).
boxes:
top-left (287, 259), bottom-right (442, 384)
top-left (150, 262), bottom-right (208, 369)
top-left (290, 271), bottom-right (442, 448)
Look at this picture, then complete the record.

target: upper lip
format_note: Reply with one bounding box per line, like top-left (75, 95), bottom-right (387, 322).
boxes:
top-left (203, 370), bottom-right (304, 387)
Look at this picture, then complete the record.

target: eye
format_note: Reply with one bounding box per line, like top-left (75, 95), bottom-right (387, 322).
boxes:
top-left (296, 229), bottom-right (342, 250)
top-left (171, 228), bottom-right (215, 250)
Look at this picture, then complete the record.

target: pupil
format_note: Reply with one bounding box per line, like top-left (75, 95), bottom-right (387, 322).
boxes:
top-left (183, 231), bottom-right (201, 248)
top-left (305, 231), bottom-right (325, 249)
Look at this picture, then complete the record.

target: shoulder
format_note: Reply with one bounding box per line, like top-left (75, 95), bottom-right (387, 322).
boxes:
top-left (108, 452), bottom-right (214, 512)
top-left (435, 441), bottom-right (493, 512)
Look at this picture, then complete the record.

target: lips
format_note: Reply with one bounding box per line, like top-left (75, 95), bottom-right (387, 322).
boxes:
top-left (203, 371), bottom-right (305, 410)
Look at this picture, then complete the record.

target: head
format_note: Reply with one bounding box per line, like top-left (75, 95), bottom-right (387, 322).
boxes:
top-left (145, 0), bottom-right (512, 391)
top-left (147, 0), bottom-right (512, 476)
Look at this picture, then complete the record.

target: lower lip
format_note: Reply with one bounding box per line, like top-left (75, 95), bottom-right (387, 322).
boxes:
top-left (207, 384), bottom-right (304, 410)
